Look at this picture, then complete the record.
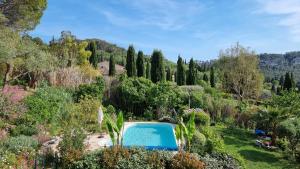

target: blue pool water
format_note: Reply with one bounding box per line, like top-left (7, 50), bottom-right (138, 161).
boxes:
top-left (122, 123), bottom-right (178, 151)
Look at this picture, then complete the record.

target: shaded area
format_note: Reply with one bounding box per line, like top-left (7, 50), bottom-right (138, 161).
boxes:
top-left (239, 149), bottom-right (278, 163)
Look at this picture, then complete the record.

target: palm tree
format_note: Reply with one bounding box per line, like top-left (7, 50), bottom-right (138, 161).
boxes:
top-left (259, 106), bottom-right (287, 145)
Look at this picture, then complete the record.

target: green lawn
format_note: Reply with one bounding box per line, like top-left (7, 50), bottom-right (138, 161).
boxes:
top-left (214, 125), bottom-right (299, 169)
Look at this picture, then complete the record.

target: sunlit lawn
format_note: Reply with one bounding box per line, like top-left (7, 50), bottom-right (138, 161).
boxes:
top-left (214, 125), bottom-right (299, 169)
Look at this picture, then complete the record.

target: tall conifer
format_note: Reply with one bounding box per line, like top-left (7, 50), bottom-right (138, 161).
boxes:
top-left (176, 56), bottom-right (185, 86)
top-left (126, 45), bottom-right (136, 77)
top-left (136, 51), bottom-right (144, 77)
top-left (151, 50), bottom-right (165, 83)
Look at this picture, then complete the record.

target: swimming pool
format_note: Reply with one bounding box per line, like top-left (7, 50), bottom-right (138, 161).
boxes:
top-left (122, 123), bottom-right (178, 151)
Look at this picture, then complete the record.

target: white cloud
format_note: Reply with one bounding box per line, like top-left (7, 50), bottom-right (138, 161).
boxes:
top-left (99, 0), bottom-right (204, 31)
top-left (256, 0), bottom-right (300, 40)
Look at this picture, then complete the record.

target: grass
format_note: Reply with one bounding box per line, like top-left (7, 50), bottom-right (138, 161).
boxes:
top-left (214, 125), bottom-right (299, 169)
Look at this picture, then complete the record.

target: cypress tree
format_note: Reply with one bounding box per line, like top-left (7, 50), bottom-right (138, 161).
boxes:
top-left (210, 67), bottom-right (215, 87)
top-left (146, 61), bottom-right (151, 79)
top-left (151, 50), bottom-right (165, 83)
top-left (176, 56), bottom-right (185, 86)
top-left (109, 55), bottom-right (115, 76)
top-left (271, 83), bottom-right (276, 93)
top-left (283, 72), bottom-right (292, 90)
top-left (279, 75), bottom-right (284, 89)
top-left (166, 67), bottom-right (172, 81)
top-left (187, 58), bottom-right (196, 85)
top-left (203, 73), bottom-right (209, 82)
top-left (126, 45), bottom-right (136, 77)
top-left (88, 41), bottom-right (98, 68)
top-left (291, 72), bottom-right (296, 89)
top-left (136, 51), bottom-right (144, 77)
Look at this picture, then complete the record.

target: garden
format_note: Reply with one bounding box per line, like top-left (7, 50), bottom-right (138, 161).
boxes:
top-left (1, 1), bottom-right (300, 169)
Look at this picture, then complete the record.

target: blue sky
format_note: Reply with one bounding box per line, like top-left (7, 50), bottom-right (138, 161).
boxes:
top-left (31, 0), bottom-right (300, 61)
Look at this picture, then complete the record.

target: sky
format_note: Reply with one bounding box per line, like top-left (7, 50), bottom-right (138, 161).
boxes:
top-left (30, 0), bottom-right (300, 62)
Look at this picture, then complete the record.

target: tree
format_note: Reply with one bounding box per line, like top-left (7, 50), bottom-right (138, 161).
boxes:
top-left (258, 106), bottom-right (287, 145)
top-left (88, 41), bottom-right (98, 68)
top-left (278, 118), bottom-right (300, 156)
top-left (151, 50), bottom-right (165, 83)
top-left (279, 75), bottom-right (285, 89)
top-left (0, 0), bottom-right (47, 32)
top-left (187, 58), bottom-right (196, 85)
top-left (176, 56), bottom-right (185, 86)
top-left (109, 54), bottom-right (115, 76)
top-left (136, 51), bottom-right (144, 77)
top-left (0, 26), bottom-right (20, 88)
top-left (166, 67), bottom-right (172, 81)
top-left (203, 73), bottom-right (208, 82)
top-left (126, 45), bottom-right (135, 77)
top-left (218, 43), bottom-right (263, 100)
top-left (283, 72), bottom-right (292, 91)
top-left (291, 72), bottom-right (296, 89)
top-left (146, 61), bottom-right (151, 79)
top-left (210, 67), bottom-right (215, 87)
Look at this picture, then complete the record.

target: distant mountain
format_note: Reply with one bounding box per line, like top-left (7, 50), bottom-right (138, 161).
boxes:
top-left (258, 51), bottom-right (300, 83)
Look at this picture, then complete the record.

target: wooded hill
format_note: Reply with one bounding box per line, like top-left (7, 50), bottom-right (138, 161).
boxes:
top-left (258, 52), bottom-right (300, 84)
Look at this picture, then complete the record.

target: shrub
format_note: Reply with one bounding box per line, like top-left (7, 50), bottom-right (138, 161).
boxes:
top-left (200, 126), bottom-right (225, 153)
top-left (0, 149), bottom-right (17, 169)
top-left (69, 150), bottom-right (102, 169)
top-left (169, 152), bottom-right (205, 169)
top-left (101, 146), bottom-right (130, 169)
top-left (199, 152), bottom-right (242, 169)
top-left (72, 96), bottom-right (101, 132)
top-left (106, 105), bottom-right (116, 114)
top-left (58, 126), bottom-right (86, 168)
top-left (25, 86), bottom-right (72, 124)
top-left (2, 135), bottom-right (38, 154)
top-left (190, 130), bottom-right (208, 155)
top-left (70, 148), bottom-right (173, 169)
top-left (184, 111), bottom-right (210, 126)
top-left (10, 124), bottom-right (38, 136)
top-left (74, 77), bottom-right (105, 102)
top-left (0, 93), bottom-right (26, 119)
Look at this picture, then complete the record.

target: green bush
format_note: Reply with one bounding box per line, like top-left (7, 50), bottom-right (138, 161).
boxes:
top-left (2, 135), bottom-right (38, 153)
top-left (190, 130), bottom-right (208, 155)
top-left (74, 77), bottom-right (105, 102)
top-left (184, 111), bottom-right (210, 126)
top-left (105, 105), bottom-right (116, 114)
top-left (10, 124), bottom-right (38, 136)
top-left (25, 86), bottom-right (72, 124)
top-left (200, 126), bottom-right (225, 153)
top-left (69, 150), bottom-right (102, 169)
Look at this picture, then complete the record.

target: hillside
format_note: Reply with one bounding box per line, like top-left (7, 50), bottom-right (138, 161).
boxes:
top-left (258, 52), bottom-right (300, 83)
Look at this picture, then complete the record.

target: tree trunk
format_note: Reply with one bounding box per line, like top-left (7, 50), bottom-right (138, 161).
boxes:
top-left (271, 124), bottom-right (277, 145)
top-left (28, 73), bottom-right (38, 89)
top-left (2, 63), bottom-right (13, 90)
